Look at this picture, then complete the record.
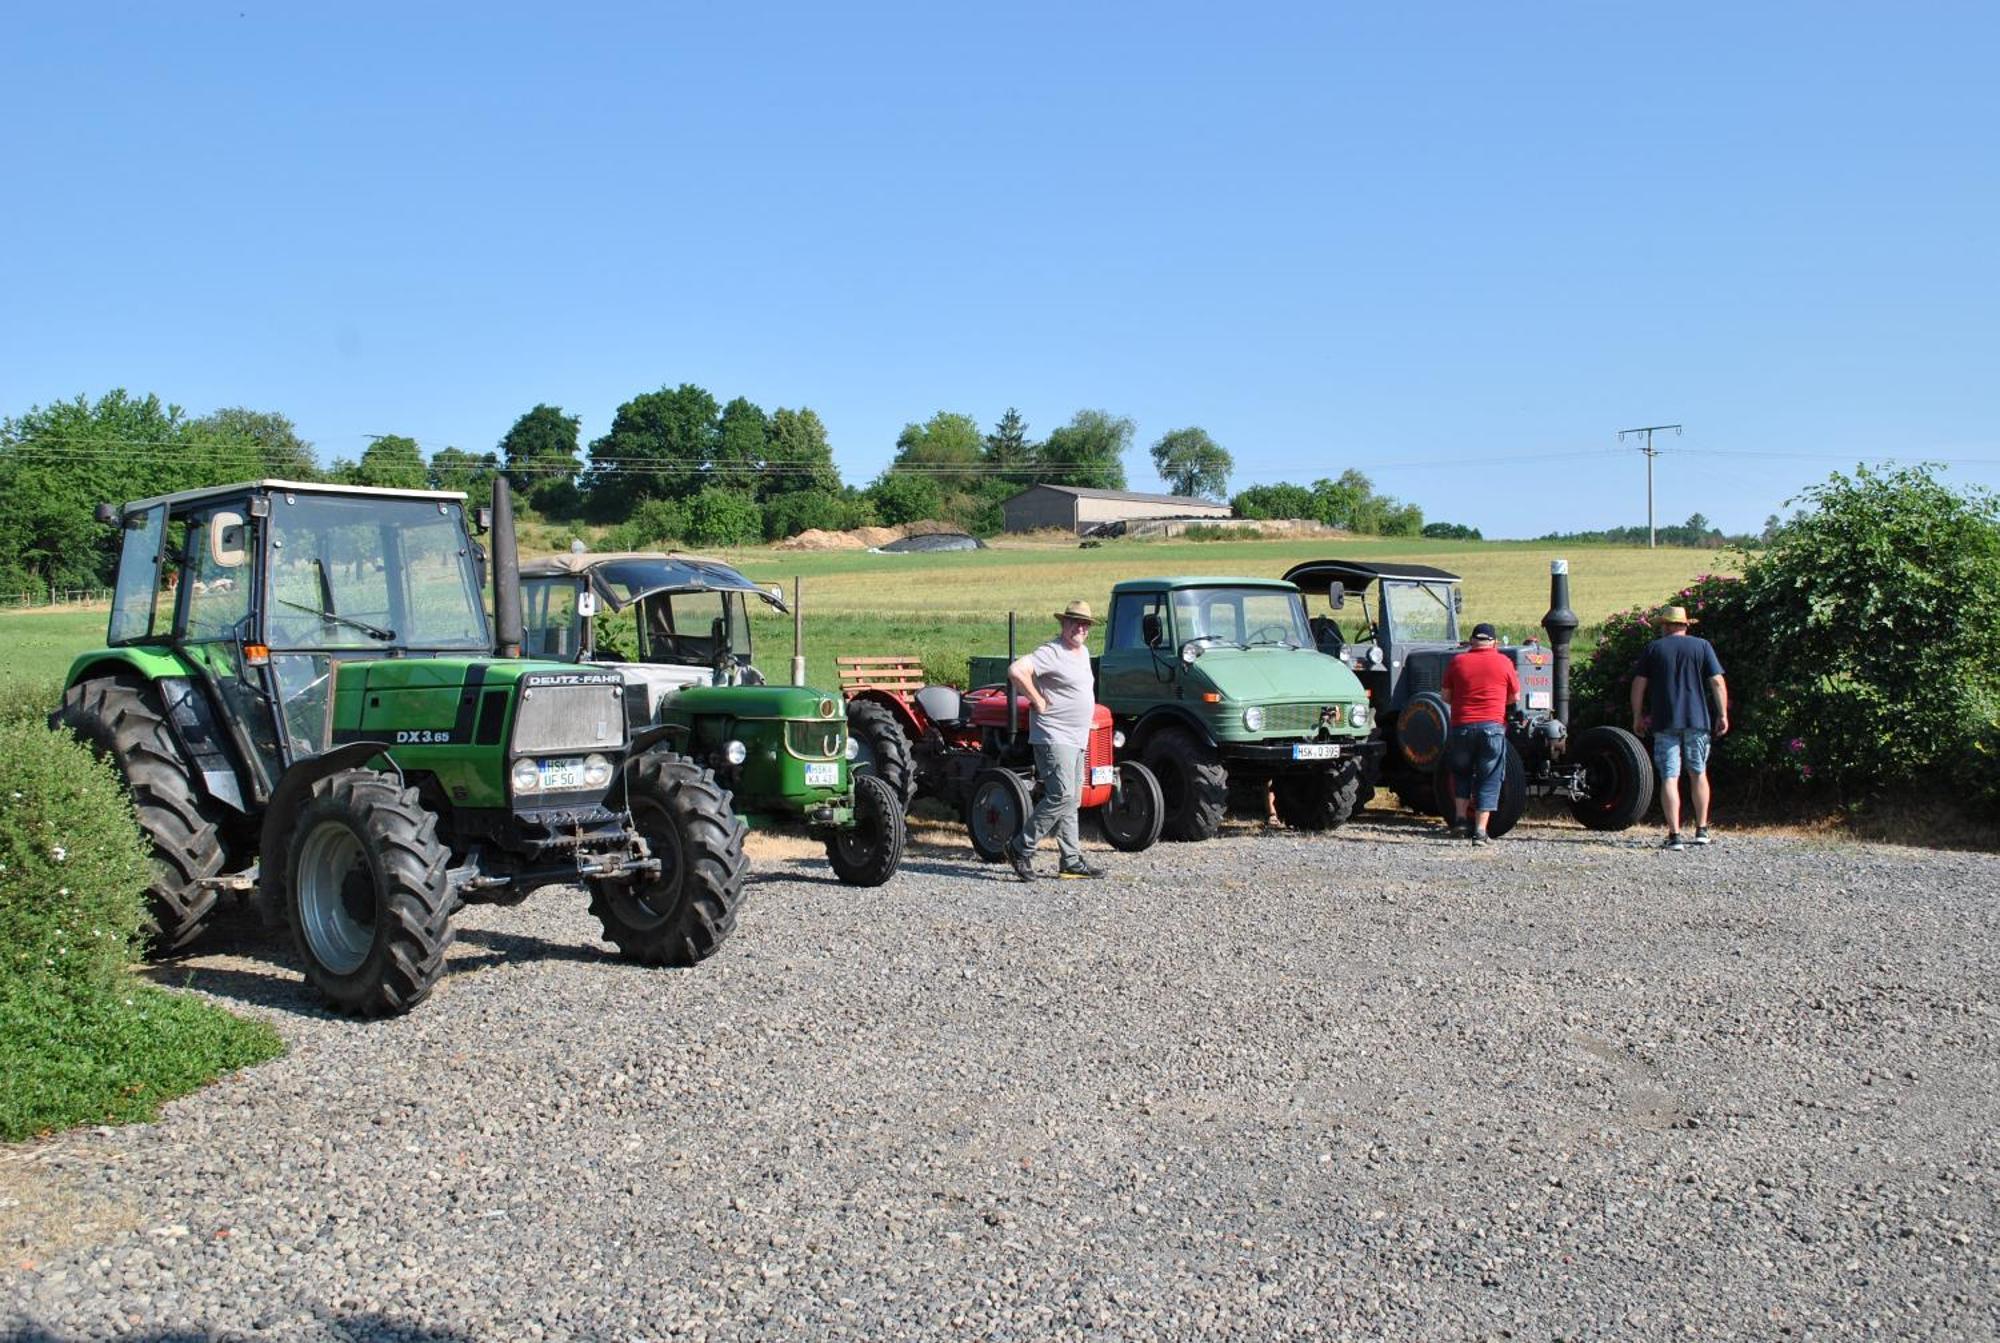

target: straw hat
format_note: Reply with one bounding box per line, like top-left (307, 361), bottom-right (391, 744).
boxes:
top-left (1655, 604), bottom-right (1698, 626)
top-left (1054, 599), bottom-right (1096, 625)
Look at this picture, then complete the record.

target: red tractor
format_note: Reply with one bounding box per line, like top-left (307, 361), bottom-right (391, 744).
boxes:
top-left (839, 656), bottom-right (1164, 861)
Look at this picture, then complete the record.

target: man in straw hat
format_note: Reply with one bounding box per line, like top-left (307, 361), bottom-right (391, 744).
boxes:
top-left (1630, 603), bottom-right (1729, 851)
top-left (1003, 599), bottom-right (1105, 881)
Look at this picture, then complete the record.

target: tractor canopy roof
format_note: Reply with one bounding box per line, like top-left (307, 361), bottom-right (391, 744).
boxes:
top-left (116, 478), bottom-right (469, 517)
top-left (518, 551), bottom-right (789, 614)
top-left (1281, 560), bottom-right (1463, 595)
top-left (1110, 576), bottom-right (1301, 595)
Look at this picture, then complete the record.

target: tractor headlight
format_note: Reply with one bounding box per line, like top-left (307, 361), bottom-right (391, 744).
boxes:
top-left (845, 735), bottom-right (860, 760)
top-left (1242, 706), bottom-right (1265, 731)
top-left (1367, 646), bottom-right (1385, 668)
top-left (582, 753), bottom-right (613, 789)
top-left (1350, 704), bottom-right (1369, 730)
top-left (511, 758), bottom-right (541, 794)
top-left (1112, 730), bottom-right (1126, 749)
top-left (723, 739), bottom-right (749, 766)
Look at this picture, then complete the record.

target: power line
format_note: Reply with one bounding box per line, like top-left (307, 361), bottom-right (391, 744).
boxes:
top-left (1617, 423), bottom-right (1682, 549)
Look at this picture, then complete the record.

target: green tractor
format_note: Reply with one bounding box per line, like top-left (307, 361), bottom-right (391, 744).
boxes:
top-left (52, 479), bottom-right (751, 1016)
top-left (514, 552), bottom-right (904, 886)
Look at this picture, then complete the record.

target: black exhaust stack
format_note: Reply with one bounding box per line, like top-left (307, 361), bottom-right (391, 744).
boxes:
top-left (492, 477), bottom-right (524, 658)
top-left (1541, 558), bottom-right (1579, 727)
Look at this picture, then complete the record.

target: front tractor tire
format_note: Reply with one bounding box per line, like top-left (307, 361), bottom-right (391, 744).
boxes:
top-left (1141, 725), bottom-right (1228, 842)
top-left (1095, 760), bottom-right (1164, 853)
top-left (589, 752), bottom-right (749, 967)
top-left (845, 699), bottom-right (916, 810)
top-left (965, 767), bottom-right (1032, 862)
top-left (286, 771), bottom-right (454, 1017)
top-left (825, 773), bottom-right (906, 886)
top-left (1273, 761), bottom-right (1364, 832)
top-left (1567, 725), bottom-right (1655, 831)
top-left (54, 676), bottom-right (228, 954)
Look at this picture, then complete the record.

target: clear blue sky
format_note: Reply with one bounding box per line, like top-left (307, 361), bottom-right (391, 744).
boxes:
top-left (3, 2), bottom-right (1995, 537)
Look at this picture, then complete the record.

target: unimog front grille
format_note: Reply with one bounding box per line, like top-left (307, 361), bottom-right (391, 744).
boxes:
top-left (1262, 703), bottom-right (1346, 733)
top-left (512, 674), bottom-right (627, 755)
top-left (785, 720), bottom-right (845, 760)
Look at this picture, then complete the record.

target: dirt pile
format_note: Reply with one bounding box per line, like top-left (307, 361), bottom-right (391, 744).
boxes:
top-left (773, 520), bottom-right (967, 551)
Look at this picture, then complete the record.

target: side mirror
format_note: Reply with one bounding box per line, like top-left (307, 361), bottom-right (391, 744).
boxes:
top-left (94, 502), bottom-right (119, 526)
top-left (209, 512), bottom-right (248, 568)
top-left (1453, 589), bottom-right (1464, 613)
top-left (1328, 589), bottom-right (1346, 611)
top-left (473, 507), bottom-right (493, 535)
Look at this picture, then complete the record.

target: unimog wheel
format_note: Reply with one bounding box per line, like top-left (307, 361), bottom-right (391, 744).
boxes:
top-left (965, 767), bottom-right (1032, 862)
top-left (591, 751), bottom-right (749, 967)
top-left (1431, 739), bottom-right (1528, 838)
top-left (1567, 725), bottom-right (1655, 831)
top-left (1142, 725), bottom-right (1228, 842)
top-left (286, 770), bottom-right (454, 1017)
top-left (845, 699), bottom-right (916, 810)
top-left (825, 773), bottom-right (906, 886)
top-left (1095, 760), bottom-right (1164, 852)
top-left (1273, 761), bottom-right (1364, 832)
top-left (53, 676), bottom-right (228, 954)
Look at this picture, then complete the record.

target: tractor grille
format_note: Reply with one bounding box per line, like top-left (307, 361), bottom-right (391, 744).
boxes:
top-left (1262, 703), bottom-right (1345, 733)
top-left (786, 720), bottom-right (845, 760)
top-left (512, 675), bottom-right (627, 756)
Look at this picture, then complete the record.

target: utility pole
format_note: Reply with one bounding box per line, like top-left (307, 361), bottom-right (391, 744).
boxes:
top-left (1617, 423), bottom-right (1682, 548)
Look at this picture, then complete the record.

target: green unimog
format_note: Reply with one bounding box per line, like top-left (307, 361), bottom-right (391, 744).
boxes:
top-left (52, 479), bottom-right (749, 1017)
top-left (1095, 576), bottom-right (1383, 840)
top-left (516, 552), bottom-right (904, 886)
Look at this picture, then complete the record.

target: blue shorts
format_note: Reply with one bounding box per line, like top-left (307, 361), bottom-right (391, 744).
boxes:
top-left (1447, 722), bottom-right (1506, 811)
top-left (1651, 729), bottom-right (1712, 780)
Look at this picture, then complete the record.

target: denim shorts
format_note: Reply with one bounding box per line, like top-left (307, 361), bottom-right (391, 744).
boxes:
top-left (1651, 728), bottom-right (1712, 780)
top-left (1447, 722), bottom-right (1506, 810)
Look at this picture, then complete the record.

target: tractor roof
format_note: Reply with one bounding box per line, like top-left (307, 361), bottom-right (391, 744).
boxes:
top-left (1281, 560), bottom-right (1463, 594)
top-left (519, 551), bottom-right (787, 613)
top-left (1110, 576), bottom-right (1301, 595)
top-left (118, 478), bottom-right (469, 514)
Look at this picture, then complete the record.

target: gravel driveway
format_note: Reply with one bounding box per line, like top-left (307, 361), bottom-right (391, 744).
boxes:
top-left (5, 808), bottom-right (1997, 1342)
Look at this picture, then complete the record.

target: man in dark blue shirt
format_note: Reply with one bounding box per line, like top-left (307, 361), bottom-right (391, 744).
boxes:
top-left (1630, 604), bottom-right (1729, 851)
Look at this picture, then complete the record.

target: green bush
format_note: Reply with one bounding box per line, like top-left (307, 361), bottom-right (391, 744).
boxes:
top-left (0, 721), bottom-right (152, 992)
top-left (762, 488), bottom-right (877, 541)
top-left (684, 487), bottom-right (763, 548)
top-left (605, 497), bottom-right (688, 552)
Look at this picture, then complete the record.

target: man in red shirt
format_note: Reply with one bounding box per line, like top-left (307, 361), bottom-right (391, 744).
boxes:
top-left (1441, 622), bottom-right (1522, 843)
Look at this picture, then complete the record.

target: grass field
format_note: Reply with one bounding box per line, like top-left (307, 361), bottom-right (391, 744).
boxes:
top-left (0, 536), bottom-right (1729, 694)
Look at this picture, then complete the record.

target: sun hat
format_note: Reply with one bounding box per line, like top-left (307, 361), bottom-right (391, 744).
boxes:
top-left (1054, 599), bottom-right (1096, 625)
top-left (1469, 622), bottom-right (1497, 643)
top-left (1655, 605), bottom-right (1698, 626)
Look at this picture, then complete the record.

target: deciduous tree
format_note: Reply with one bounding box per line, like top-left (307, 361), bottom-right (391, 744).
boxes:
top-left (1149, 427), bottom-right (1232, 500)
top-left (1037, 410), bottom-right (1131, 491)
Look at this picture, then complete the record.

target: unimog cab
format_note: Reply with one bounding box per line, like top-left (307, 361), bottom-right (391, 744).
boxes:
top-left (516, 552), bottom-right (903, 886)
top-left (1283, 558), bottom-right (1654, 836)
top-left (54, 481), bottom-right (751, 1016)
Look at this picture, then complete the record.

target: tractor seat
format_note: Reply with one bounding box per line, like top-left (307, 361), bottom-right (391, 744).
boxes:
top-left (915, 684), bottom-right (963, 725)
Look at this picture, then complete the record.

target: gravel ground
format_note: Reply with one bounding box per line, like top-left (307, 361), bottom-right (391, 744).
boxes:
top-left (4, 806), bottom-right (1997, 1342)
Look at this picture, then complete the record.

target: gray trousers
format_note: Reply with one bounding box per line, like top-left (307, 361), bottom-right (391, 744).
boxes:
top-left (1015, 744), bottom-right (1085, 866)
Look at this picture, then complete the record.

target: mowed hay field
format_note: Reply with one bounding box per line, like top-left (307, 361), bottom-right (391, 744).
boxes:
top-left (0, 537), bottom-right (1730, 694)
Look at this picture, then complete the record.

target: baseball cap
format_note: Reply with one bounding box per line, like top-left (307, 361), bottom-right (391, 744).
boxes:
top-left (1469, 622), bottom-right (1497, 643)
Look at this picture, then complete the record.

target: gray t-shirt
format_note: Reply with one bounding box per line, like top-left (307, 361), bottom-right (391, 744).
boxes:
top-left (1024, 639), bottom-right (1095, 751)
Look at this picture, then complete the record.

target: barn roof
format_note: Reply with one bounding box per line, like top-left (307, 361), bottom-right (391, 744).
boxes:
top-left (1005, 484), bottom-right (1227, 510)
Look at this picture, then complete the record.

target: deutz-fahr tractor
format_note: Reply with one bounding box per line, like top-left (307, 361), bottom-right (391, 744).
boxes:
top-left (967, 577), bottom-right (1383, 842)
top-left (839, 640), bottom-right (1164, 860)
top-left (1281, 558), bottom-right (1654, 837)
top-left (514, 552), bottom-right (903, 885)
top-left (53, 479), bottom-right (750, 1017)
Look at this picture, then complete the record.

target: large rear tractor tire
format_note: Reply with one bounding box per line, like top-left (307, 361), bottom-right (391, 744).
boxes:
top-left (590, 752), bottom-right (749, 966)
top-left (845, 699), bottom-right (916, 810)
top-left (1141, 726), bottom-right (1228, 842)
top-left (965, 767), bottom-right (1033, 862)
top-left (1432, 739), bottom-right (1529, 838)
top-left (1273, 762), bottom-right (1364, 832)
top-left (286, 770), bottom-right (454, 1017)
top-left (1096, 760), bottom-right (1165, 852)
top-left (1567, 725), bottom-right (1655, 831)
top-left (54, 676), bottom-right (228, 954)
top-left (826, 774), bottom-right (906, 886)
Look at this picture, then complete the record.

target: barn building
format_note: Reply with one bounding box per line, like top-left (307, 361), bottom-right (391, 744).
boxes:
top-left (1001, 484), bottom-right (1232, 535)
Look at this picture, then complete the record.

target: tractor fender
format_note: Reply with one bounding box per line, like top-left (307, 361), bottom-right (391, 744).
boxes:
top-left (1397, 691), bottom-right (1451, 771)
top-left (257, 742), bottom-right (394, 917)
top-left (1120, 705), bottom-right (1217, 758)
top-left (846, 687), bottom-right (927, 739)
top-left (627, 722), bottom-right (691, 762)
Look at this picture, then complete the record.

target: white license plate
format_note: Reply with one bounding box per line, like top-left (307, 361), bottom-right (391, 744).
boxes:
top-left (805, 761), bottom-right (840, 788)
top-left (1292, 743), bottom-right (1341, 761)
top-left (1090, 764), bottom-right (1116, 786)
top-left (1527, 691), bottom-right (1551, 710)
top-left (538, 758), bottom-right (586, 790)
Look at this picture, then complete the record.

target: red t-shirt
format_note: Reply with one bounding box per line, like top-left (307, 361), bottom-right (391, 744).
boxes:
top-left (1442, 646), bottom-right (1520, 726)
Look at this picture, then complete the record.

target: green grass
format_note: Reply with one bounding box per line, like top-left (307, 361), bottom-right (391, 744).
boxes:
top-left (0, 976), bottom-right (285, 1142)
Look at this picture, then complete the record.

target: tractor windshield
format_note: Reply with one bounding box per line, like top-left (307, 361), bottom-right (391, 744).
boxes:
top-left (265, 494), bottom-right (489, 652)
top-left (1382, 579), bottom-right (1458, 646)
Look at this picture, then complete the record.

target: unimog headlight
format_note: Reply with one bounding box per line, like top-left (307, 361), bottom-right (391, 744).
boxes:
top-left (511, 758), bottom-right (541, 794)
top-left (582, 753), bottom-right (613, 789)
top-left (1180, 640), bottom-right (1202, 665)
top-left (1242, 706), bottom-right (1265, 731)
top-left (723, 739), bottom-right (749, 766)
top-left (1350, 704), bottom-right (1369, 730)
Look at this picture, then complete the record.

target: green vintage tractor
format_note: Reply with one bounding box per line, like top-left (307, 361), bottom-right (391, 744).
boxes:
top-left (514, 552), bottom-right (904, 885)
top-left (52, 479), bottom-right (750, 1016)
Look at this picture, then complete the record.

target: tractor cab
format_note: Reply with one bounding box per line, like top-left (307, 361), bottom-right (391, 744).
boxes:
top-left (1281, 560), bottom-right (1467, 713)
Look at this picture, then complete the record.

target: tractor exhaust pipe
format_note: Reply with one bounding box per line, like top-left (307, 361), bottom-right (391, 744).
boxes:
top-left (1542, 558), bottom-right (1579, 727)
top-left (492, 477), bottom-right (524, 659)
top-left (791, 576), bottom-right (805, 687)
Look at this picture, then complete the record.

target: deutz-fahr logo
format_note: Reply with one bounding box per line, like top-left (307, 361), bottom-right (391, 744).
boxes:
top-left (521, 671), bottom-right (622, 689)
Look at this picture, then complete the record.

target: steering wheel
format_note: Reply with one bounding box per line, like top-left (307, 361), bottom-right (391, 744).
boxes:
top-left (1248, 623), bottom-right (1294, 644)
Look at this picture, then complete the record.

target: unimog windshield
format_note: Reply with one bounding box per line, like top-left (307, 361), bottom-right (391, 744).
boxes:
top-left (265, 493), bottom-right (488, 652)
top-left (1381, 579), bottom-right (1458, 649)
top-left (1169, 585), bottom-right (1313, 648)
